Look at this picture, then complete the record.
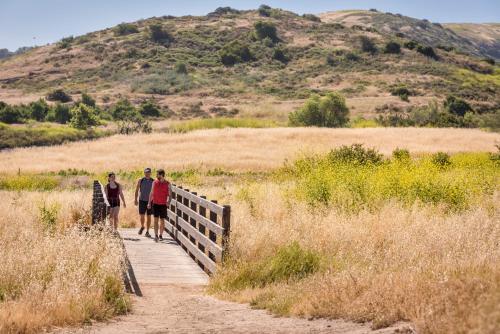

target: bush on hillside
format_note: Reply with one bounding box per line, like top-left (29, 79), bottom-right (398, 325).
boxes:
top-left (138, 100), bottom-right (162, 117)
top-left (302, 14), bottom-right (321, 22)
top-left (391, 85), bottom-right (412, 102)
top-left (30, 99), bottom-right (50, 121)
top-left (444, 95), bottom-right (472, 117)
top-left (482, 57), bottom-right (495, 65)
top-left (0, 104), bottom-right (25, 124)
top-left (46, 89), bottom-right (72, 103)
top-left (384, 41), bottom-right (401, 54)
top-left (81, 93), bottom-right (96, 107)
top-left (50, 103), bottom-right (71, 124)
top-left (110, 98), bottom-right (137, 120)
top-left (417, 45), bottom-right (439, 60)
top-left (254, 21), bottom-right (278, 42)
top-left (220, 41), bottom-right (253, 66)
top-left (360, 36), bottom-right (377, 54)
top-left (70, 104), bottom-right (99, 130)
top-left (209, 7), bottom-right (240, 16)
top-left (272, 47), bottom-right (288, 63)
top-left (58, 36), bottom-right (74, 49)
top-left (258, 5), bottom-right (272, 17)
top-left (328, 144), bottom-right (383, 165)
top-left (114, 23), bottom-right (139, 36)
top-left (174, 62), bottom-right (188, 74)
top-left (289, 92), bottom-right (349, 127)
top-left (404, 40), bottom-right (418, 50)
top-left (392, 148), bottom-right (411, 161)
top-left (149, 24), bottom-right (173, 45)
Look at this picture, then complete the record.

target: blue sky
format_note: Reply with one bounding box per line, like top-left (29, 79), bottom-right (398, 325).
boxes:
top-left (1, 0), bottom-right (499, 50)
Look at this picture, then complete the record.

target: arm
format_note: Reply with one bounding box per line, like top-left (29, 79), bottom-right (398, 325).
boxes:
top-left (167, 183), bottom-right (172, 207)
top-left (119, 184), bottom-right (126, 208)
top-left (134, 179), bottom-right (140, 205)
top-left (148, 182), bottom-right (155, 209)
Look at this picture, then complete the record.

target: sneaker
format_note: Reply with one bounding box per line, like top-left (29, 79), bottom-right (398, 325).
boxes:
top-left (154, 235), bottom-right (159, 242)
top-left (159, 235), bottom-right (163, 241)
top-left (138, 227), bottom-right (144, 235)
top-left (145, 231), bottom-right (151, 238)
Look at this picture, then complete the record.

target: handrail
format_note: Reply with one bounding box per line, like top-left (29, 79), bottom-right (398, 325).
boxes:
top-left (92, 180), bottom-right (110, 225)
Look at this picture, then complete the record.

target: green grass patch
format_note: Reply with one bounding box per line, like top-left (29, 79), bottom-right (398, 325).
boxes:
top-left (168, 117), bottom-right (280, 133)
top-left (349, 117), bottom-right (381, 128)
top-left (0, 122), bottom-right (108, 150)
top-left (211, 242), bottom-right (321, 291)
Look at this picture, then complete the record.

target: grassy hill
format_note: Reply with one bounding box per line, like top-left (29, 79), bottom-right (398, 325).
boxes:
top-left (445, 23), bottom-right (500, 60)
top-left (0, 6), bottom-right (498, 120)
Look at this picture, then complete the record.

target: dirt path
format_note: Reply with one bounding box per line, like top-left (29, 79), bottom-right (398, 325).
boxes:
top-left (56, 284), bottom-right (410, 334)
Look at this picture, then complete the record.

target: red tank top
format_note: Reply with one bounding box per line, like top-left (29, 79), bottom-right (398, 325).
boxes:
top-left (106, 183), bottom-right (120, 205)
top-left (152, 180), bottom-right (169, 205)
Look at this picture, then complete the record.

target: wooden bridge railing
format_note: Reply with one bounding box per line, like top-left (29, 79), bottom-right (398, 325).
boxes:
top-left (92, 180), bottom-right (109, 225)
top-left (91, 180), bottom-right (231, 274)
top-left (166, 184), bottom-right (231, 274)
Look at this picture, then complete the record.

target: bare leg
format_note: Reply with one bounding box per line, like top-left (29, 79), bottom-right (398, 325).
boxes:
top-left (140, 214), bottom-right (145, 228)
top-left (114, 207), bottom-right (120, 230)
top-left (159, 218), bottom-right (165, 237)
top-left (146, 214), bottom-right (151, 232)
top-left (153, 216), bottom-right (159, 237)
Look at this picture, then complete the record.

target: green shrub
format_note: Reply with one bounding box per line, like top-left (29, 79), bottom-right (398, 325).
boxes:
top-left (302, 14), bottom-right (321, 22)
top-left (70, 104), bottom-right (99, 130)
top-left (444, 95), bottom-right (472, 117)
top-left (114, 23), bottom-right (139, 36)
top-left (254, 21), bottom-right (278, 42)
top-left (391, 85), bottom-right (411, 102)
top-left (220, 41), bottom-right (253, 66)
top-left (258, 5), bottom-right (272, 17)
top-left (417, 45), bottom-right (439, 60)
top-left (51, 103), bottom-right (71, 124)
top-left (38, 202), bottom-right (59, 233)
top-left (0, 175), bottom-right (59, 191)
top-left (110, 98), bottom-right (136, 120)
top-left (431, 152), bottom-right (451, 167)
top-left (149, 24), bottom-right (173, 45)
top-left (0, 105), bottom-right (25, 124)
top-left (289, 92), bottom-right (349, 127)
top-left (174, 62), bottom-right (188, 74)
top-left (482, 57), bottom-right (495, 66)
top-left (404, 40), bottom-right (418, 50)
top-left (46, 89), bottom-right (72, 103)
top-left (272, 48), bottom-right (288, 63)
top-left (81, 93), bottom-right (96, 107)
top-left (392, 148), bottom-right (411, 161)
top-left (30, 99), bottom-right (50, 121)
top-left (384, 41), bottom-right (401, 54)
top-left (138, 100), bottom-right (161, 117)
top-left (58, 36), bottom-right (74, 49)
top-left (328, 144), bottom-right (383, 165)
top-left (360, 36), bottom-right (377, 54)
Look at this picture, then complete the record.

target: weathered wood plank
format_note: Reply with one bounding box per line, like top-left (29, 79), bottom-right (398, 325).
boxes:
top-left (175, 202), bottom-right (225, 235)
top-left (172, 186), bottom-right (225, 215)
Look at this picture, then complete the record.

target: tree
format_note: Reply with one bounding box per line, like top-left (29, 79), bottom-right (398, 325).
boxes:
top-left (444, 96), bottom-right (472, 117)
top-left (220, 41), bottom-right (253, 66)
top-left (258, 5), bottom-right (272, 17)
top-left (139, 100), bottom-right (162, 117)
top-left (254, 21), bottom-right (278, 42)
top-left (360, 36), bottom-right (377, 54)
top-left (149, 24), bottom-right (173, 45)
top-left (30, 99), bottom-right (50, 121)
top-left (384, 41), bottom-right (401, 54)
top-left (0, 105), bottom-right (24, 124)
top-left (70, 104), bottom-right (99, 129)
top-left (289, 92), bottom-right (350, 127)
top-left (46, 89), bottom-right (72, 103)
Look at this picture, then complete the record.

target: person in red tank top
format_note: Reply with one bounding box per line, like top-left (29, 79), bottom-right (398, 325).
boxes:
top-left (147, 169), bottom-right (171, 242)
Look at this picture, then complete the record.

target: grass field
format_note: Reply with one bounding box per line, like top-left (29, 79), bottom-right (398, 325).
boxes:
top-left (0, 127), bottom-right (498, 333)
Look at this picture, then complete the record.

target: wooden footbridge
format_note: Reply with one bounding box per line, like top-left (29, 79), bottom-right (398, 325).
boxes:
top-left (92, 180), bottom-right (231, 292)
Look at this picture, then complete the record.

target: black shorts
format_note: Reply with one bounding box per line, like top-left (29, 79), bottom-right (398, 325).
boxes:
top-left (138, 200), bottom-right (152, 215)
top-left (109, 198), bottom-right (120, 208)
top-left (153, 204), bottom-right (168, 219)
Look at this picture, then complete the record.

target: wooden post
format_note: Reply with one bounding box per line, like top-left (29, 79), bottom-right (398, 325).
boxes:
top-left (208, 200), bottom-right (218, 262)
top-left (221, 205), bottom-right (231, 262)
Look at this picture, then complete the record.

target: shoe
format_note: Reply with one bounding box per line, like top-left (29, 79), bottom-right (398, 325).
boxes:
top-left (138, 227), bottom-right (144, 235)
top-left (145, 231), bottom-right (151, 238)
top-left (155, 235), bottom-right (159, 242)
top-left (159, 235), bottom-right (163, 241)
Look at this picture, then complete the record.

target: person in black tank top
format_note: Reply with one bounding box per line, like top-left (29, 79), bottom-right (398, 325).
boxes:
top-left (134, 168), bottom-right (154, 237)
top-left (105, 172), bottom-right (126, 231)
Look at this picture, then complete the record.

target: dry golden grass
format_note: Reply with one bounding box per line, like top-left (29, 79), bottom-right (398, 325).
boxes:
top-left (0, 190), bottom-right (129, 334)
top-left (209, 183), bottom-right (500, 334)
top-left (0, 127), bottom-right (498, 174)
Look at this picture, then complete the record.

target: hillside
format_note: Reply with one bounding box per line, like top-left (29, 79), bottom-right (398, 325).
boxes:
top-left (445, 23), bottom-right (500, 60)
top-left (0, 6), bottom-right (498, 120)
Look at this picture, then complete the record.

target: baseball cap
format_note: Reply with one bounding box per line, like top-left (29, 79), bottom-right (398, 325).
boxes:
top-left (144, 167), bottom-right (152, 173)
